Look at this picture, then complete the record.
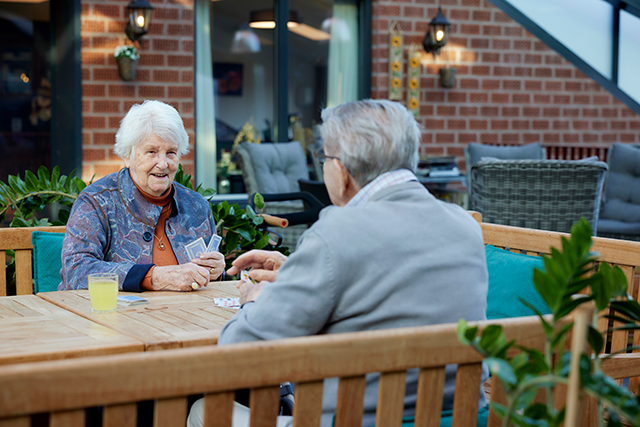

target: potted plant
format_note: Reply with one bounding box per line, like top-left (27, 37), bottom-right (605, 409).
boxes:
top-left (458, 218), bottom-right (640, 427)
top-left (114, 45), bottom-right (139, 82)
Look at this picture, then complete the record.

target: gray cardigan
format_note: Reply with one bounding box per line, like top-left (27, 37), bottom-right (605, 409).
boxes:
top-left (219, 181), bottom-right (488, 425)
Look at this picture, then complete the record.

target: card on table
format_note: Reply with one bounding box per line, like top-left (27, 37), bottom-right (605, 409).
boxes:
top-left (185, 237), bottom-right (206, 261)
top-left (206, 234), bottom-right (222, 252)
top-left (214, 297), bottom-right (241, 309)
top-left (117, 295), bottom-right (148, 306)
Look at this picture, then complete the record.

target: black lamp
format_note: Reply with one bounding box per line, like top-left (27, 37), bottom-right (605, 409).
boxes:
top-left (249, 9), bottom-right (299, 29)
top-left (125, 0), bottom-right (154, 43)
top-left (422, 7), bottom-right (450, 57)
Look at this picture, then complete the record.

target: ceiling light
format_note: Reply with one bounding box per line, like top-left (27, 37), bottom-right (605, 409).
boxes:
top-left (249, 9), bottom-right (299, 29)
top-left (289, 23), bottom-right (330, 41)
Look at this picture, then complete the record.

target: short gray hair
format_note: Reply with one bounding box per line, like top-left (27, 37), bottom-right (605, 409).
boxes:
top-left (320, 99), bottom-right (420, 187)
top-left (114, 100), bottom-right (189, 160)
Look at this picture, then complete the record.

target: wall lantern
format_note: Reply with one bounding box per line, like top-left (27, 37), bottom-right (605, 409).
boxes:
top-left (422, 7), bottom-right (450, 57)
top-left (125, 0), bottom-right (154, 43)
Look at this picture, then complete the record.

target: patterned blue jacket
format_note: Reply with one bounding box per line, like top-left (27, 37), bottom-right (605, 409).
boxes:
top-left (59, 168), bottom-right (217, 291)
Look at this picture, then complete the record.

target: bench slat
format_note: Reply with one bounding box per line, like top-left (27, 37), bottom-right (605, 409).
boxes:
top-left (335, 375), bottom-right (366, 427)
top-left (104, 403), bottom-right (136, 427)
top-left (293, 381), bottom-right (323, 427)
top-left (14, 250), bottom-right (32, 296)
top-left (154, 397), bottom-right (188, 427)
top-left (376, 371), bottom-right (406, 427)
top-left (0, 417), bottom-right (29, 427)
top-left (203, 392), bottom-right (234, 427)
top-left (0, 251), bottom-right (6, 297)
top-left (451, 363), bottom-right (482, 427)
top-left (50, 410), bottom-right (85, 427)
top-left (414, 367), bottom-right (445, 427)
top-left (249, 386), bottom-right (279, 427)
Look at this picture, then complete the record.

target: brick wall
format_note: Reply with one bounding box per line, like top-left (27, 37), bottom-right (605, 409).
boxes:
top-left (371, 0), bottom-right (640, 166)
top-left (80, 0), bottom-right (195, 182)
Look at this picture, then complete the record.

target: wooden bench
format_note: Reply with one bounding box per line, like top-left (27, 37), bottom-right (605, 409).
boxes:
top-left (0, 313), bottom-right (588, 427)
top-left (0, 226), bottom-right (66, 296)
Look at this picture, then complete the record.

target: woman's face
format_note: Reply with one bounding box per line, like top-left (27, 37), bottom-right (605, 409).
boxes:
top-left (124, 134), bottom-right (180, 197)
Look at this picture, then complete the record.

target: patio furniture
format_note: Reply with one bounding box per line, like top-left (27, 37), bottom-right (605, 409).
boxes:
top-left (598, 143), bottom-right (640, 241)
top-left (0, 314), bottom-right (583, 427)
top-left (464, 142), bottom-right (546, 188)
top-left (235, 141), bottom-right (311, 251)
top-left (470, 158), bottom-right (608, 234)
top-left (0, 226), bottom-right (66, 295)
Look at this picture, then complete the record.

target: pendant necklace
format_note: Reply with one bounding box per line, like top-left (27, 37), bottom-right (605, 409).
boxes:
top-left (154, 234), bottom-right (166, 251)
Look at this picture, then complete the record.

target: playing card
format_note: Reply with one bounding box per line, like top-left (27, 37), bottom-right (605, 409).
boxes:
top-left (214, 298), bottom-right (241, 309)
top-left (185, 237), bottom-right (206, 261)
top-left (206, 234), bottom-right (222, 252)
top-left (240, 270), bottom-right (257, 284)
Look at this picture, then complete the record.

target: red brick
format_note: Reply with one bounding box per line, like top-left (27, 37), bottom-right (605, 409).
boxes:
top-left (108, 21), bottom-right (124, 33)
top-left (480, 106), bottom-right (499, 116)
top-left (82, 20), bottom-right (105, 32)
top-left (502, 107), bottom-right (520, 117)
top-left (534, 41), bottom-right (550, 51)
top-left (523, 133), bottom-right (542, 143)
top-left (523, 107), bottom-right (540, 117)
top-left (183, 118), bottom-right (195, 130)
top-left (81, 3), bottom-right (89, 16)
top-left (512, 94), bottom-right (530, 103)
top-left (378, 5), bottom-right (401, 16)
top-left (555, 69), bottom-right (572, 79)
top-left (575, 70), bottom-right (589, 79)
top-left (461, 0), bottom-right (481, 6)
top-left (552, 121), bottom-right (569, 130)
top-left (94, 4), bottom-right (120, 18)
top-left (92, 36), bottom-right (120, 50)
top-left (503, 80), bottom-right (521, 90)
top-left (182, 71), bottom-right (194, 83)
top-left (494, 66), bottom-right (512, 76)
top-left (592, 121), bottom-right (608, 131)
top-left (459, 133), bottom-right (477, 143)
top-left (533, 94), bottom-right (551, 104)
top-left (602, 108), bottom-right (618, 118)
top-left (574, 95), bottom-right (590, 104)
top-left (471, 39), bottom-right (489, 49)
top-left (562, 108), bottom-right (580, 117)
top-left (108, 117), bottom-right (121, 129)
top-left (168, 24), bottom-right (194, 37)
top-left (513, 40), bottom-right (531, 50)
top-left (93, 68), bottom-right (120, 81)
top-left (480, 133), bottom-right (499, 143)
top-left (512, 120), bottom-right (530, 130)
top-left (501, 133), bottom-right (520, 144)
top-left (545, 55), bottom-right (562, 65)
top-left (544, 81), bottom-right (561, 91)
top-left (593, 95), bottom-right (611, 104)
top-left (533, 120), bottom-right (550, 130)
top-left (82, 68), bottom-right (90, 80)
top-left (169, 86), bottom-right (194, 98)
top-left (620, 134), bottom-right (636, 142)
top-left (448, 119), bottom-right (467, 130)
top-left (514, 67), bottom-right (532, 77)
top-left (425, 119), bottom-right (445, 130)
top-left (494, 11), bottom-right (511, 22)
top-left (491, 93), bottom-right (509, 103)
top-left (470, 120), bottom-right (488, 130)
top-left (154, 39), bottom-right (180, 51)
top-left (553, 95), bottom-right (571, 104)
top-left (534, 68), bottom-right (552, 78)
top-left (82, 100), bottom-right (90, 113)
top-left (155, 7), bottom-right (180, 20)
top-left (483, 25), bottom-right (501, 36)
top-left (153, 70), bottom-right (180, 82)
top-left (182, 40), bottom-right (194, 52)
top-left (404, 6), bottom-right (424, 18)
top-left (611, 121), bottom-right (627, 130)
top-left (460, 78), bottom-right (479, 89)
top-left (471, 66), bottom-right (491, 76)
top-left (504, 26), bottom-right (522, 37)
top-left (451, 9), bottom-right (470, 20)
top-left (138, 86), bottom-right (166, 98)
top-left (182, 9), bottom-right (194, 20)
top-left (524, 54), bottom-right (542, 64)
top-left (82, 52), bottom-right (106, 65)
top-left (602, 133), bottom-right (618, 143)
top-left (437, 106), bottom-right (457, 116)
top-left (109, 85), bottom-right (136, 97)
top-left (81, 36), bottom-right (90, 49)
top-left (573, 121), bottom-right (589, 130)
top-left (460, 106), bottom-right (478, 116)
top-left (563, 133), bottom-right (580, 143)
top-left (492, 39), bottom-right (510, 49)
top-left (543, 133), bottom-right (560, 143)
top-left (139, 54), bottom-right (165, 66)
top-left (565, 82), bottom-right (581, 91)
top-left (83, 84), bottom-right (106, 97)
top-left (482, 79), bottom-right (500, 90)
top-left (470, 93), bottom-right (488, 103)
top-left (491, 120), bottom-right (508, 130)
top-left (448, 92), bottom-right (467, 103)
top-left (524, 81), bottom-right (542, 91)
top-left (543, 107), bottom-right (560, 117)
top-left (502, 53), bottom-right (521, 64)
top-left (84, 116), bottom-right (106, 129)
top-left (473, 10), bottom-right (491, 21)
top-left (460, 24), bottom-right (480, 35)
top-left (93, 100), bottom-right (120, 113)
top-left (94, 133), bottom-right (117, 145)
top-left (429, 92), bottom-right (445, 102)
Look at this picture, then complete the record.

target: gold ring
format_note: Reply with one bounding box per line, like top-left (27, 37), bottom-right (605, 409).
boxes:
top-left (210, 268), bottom-right (215, 274)
top-left (191, 282), bottom-right (199, 290)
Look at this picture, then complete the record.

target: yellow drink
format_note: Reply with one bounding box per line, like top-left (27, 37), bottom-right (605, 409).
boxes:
top-left (88, 274), bottom-right (118, 313)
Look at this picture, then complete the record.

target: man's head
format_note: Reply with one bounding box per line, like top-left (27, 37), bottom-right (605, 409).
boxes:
top-left (319, 99), bottom-right (420, 205)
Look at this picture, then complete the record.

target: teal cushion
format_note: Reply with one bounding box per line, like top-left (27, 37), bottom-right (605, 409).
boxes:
top-left (485, 245), bottom-right (551, 319)
top-left (31, 231), bottom-right (65, 293)
top-left (401, 404), bottom-right (490, 427)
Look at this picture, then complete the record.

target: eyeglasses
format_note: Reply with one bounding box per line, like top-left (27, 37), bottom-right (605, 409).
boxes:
top-left (313, 148), bottom-right (342, 166)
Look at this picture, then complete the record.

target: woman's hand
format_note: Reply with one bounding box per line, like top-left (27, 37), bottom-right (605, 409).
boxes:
top-left (191, 251), bottom-right (226, 281)
top-left (227, 250), bottom-right (288, 283)
top-left (150, 263), bottom-right (210, 291)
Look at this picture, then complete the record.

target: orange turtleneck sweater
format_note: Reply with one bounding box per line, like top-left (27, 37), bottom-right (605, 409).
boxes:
top-left (132, 180), bottom-right (178, 290)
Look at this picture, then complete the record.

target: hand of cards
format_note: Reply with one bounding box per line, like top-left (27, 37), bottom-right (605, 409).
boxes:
top-left (185, 235), bottom-right (222, 261)
top-left (240, 270), bottom-right (257, 284)
top-left (117, 295), bottom-right (148, 306)
top-left (214, 297), bottom-right (241, 309)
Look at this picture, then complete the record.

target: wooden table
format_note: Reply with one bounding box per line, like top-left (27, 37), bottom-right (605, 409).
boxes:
top-left (38, 281), bottom-right (241, 351)
top-left (0, 295), bottom-right (144, 365)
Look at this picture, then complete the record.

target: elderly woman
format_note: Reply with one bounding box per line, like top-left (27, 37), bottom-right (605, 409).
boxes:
top-left (59, 100), bottom-right (224, 292)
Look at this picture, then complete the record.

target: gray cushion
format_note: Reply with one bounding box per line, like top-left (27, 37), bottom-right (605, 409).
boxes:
top-left (599, 144), bottom-right (640, 232)
top-left (467, 142), bottom-right (545, 168)
top-left (244, 141), bottom-right (308, 194)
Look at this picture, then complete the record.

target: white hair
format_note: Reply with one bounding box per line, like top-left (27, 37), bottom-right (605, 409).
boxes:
top-left (320, 99), bottom-right (421, 187)
top-left (114, 100), bottom-right (189, 160)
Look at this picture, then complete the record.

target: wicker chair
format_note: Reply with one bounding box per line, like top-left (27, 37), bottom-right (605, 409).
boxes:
top-left (470, 159), bottom-right (608, 234)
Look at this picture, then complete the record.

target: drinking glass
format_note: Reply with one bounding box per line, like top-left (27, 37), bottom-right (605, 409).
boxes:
top-left (88, 273), bottom-right (118, 313)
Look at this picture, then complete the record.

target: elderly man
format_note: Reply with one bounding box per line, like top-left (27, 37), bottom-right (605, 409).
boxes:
top-left (188, 99), bottom-right (488, 426)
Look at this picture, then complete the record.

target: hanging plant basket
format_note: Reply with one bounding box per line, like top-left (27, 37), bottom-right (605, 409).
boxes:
top-left (116, 57), bottom-right (138, 82)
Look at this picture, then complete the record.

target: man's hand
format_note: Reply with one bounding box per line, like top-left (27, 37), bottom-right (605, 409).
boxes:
top-left (237, 279), bottom-right (266, 305)
top-left (227, 250), bottom-right (288, 283)
top-left (191, 251), bottom-right (225, 281)
top-left (150, 263), bottom-right (209, 291)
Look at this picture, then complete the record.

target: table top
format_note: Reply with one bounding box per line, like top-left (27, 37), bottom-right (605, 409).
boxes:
top-left (38, 281), bottom-right (241, 351)
top-left (0, 295), bottom-right (144, 365)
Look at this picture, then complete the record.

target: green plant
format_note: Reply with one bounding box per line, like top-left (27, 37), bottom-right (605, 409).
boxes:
top-left (114, 45), bottom-right (139, 60)
top-left (458, 218), bottom-right (640, 427)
